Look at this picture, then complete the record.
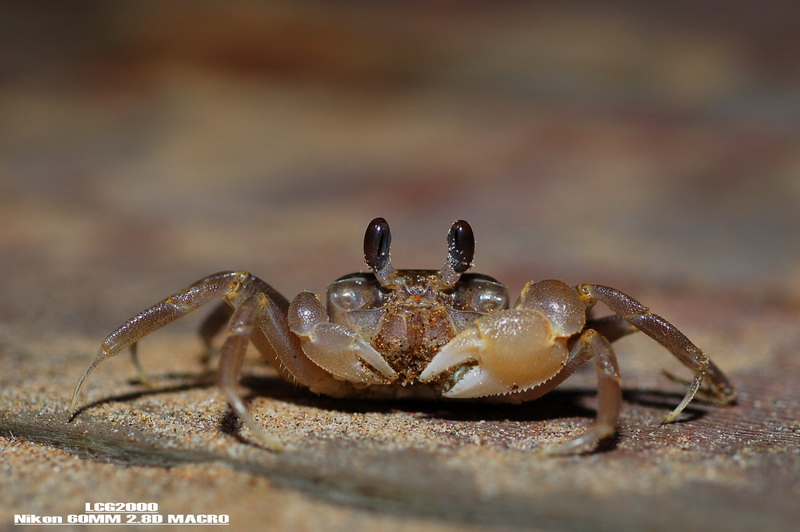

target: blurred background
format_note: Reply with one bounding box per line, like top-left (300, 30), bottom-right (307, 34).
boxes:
top-left (1, 0), bottom-right (799, 335)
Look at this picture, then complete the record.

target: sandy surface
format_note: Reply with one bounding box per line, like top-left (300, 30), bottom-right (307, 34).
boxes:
top-left (2, 2), bottom-right (799, 531)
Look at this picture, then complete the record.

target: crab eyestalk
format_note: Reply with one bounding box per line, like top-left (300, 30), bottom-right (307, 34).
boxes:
top-left (364, 217), bottom-right (398, 287)
top-left (439, 220), bottom-right (474, 287)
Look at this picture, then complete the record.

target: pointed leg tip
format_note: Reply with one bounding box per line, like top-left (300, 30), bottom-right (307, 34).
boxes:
top-left (535, 438), bottom-right (592, 456)
top-left (535, 423), bottom-right (616, 456)
top-left (68, 397), bottom-right (79, 420)
top-left (250, 430), bottom-right (284, 452)
top-left (661, 412), bottom-right (680, 425)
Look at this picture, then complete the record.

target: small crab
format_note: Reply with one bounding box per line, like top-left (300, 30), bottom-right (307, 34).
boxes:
top-left (70, 218), bottom-right (736, 452)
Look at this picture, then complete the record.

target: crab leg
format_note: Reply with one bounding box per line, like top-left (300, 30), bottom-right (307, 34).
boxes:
top-left (585, 315), bottom-right (639, 343)
top-left (70, 271), bottom-right (252, 415)
top-left (576, 284), bottom-right (736, 423)
top-left (198, 302), bottom-right (235, 355)
top-left (69, 271), bottom-right (343, 427)
top-left (131, 301), bottom-right (234, 385)
top-left (544, 329), bottom-right (622, 454)
top-left (255, 289), bottom-right (353, 397)
top-left (217, 294), bottom-right (283, 450)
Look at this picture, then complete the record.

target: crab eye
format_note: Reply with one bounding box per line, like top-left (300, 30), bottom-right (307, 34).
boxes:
top-left (453, 276), bottom-right (508, 313)
top-left (329, 277), bottom-right (383, 311)
top-left (471, 284), bottom-right (508, 313)
top-left (447, 220), bottom-right (474, 274)
top-left (364, 217), bottom-right (391, 271)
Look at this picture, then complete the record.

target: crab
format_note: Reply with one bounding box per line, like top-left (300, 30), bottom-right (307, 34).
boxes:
top-left (70, 218), bottom-right (736, 453)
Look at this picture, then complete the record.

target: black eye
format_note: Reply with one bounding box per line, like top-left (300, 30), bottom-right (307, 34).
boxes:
top-left (329, 277), bottom-right (383, 311)
top-left (447, 220), bottom-right (474, 274)
top-left (364, 217), bottom-right (391, 271)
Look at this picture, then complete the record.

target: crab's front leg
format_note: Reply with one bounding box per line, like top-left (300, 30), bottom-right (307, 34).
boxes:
top-left (216, 292), bottom-right (284, 450)
top-left (420, 280), bottom-right (624, 452)
top-left (420, 280), bottom-right (587, 397)
top-left (576, 284), bottom-right (737, 422)
top-left (543, 330), bottom-right (622, 453)
top-left (287, 292), bottom-right (398, 384)
top-left (70, 271), bottom-right (254, 415)
top-left (128, 301), bottom-right (234, 387)
top-left (197, 301), bottom-right (235, 362)
top-left (69, 271), bottom-right (312, 450)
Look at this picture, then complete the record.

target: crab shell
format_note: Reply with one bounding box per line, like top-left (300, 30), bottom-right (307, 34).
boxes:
top-left (288, 269), bottom-right (588, 400)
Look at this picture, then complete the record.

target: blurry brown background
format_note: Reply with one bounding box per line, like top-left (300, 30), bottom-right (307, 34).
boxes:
top-left (1, 2), bottom-right (798, 531)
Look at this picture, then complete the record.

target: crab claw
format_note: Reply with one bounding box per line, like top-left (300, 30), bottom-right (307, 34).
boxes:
top-left (420, 308), bottom-right (569, 398)
top-left (289, 291), bottom-right (397, 383)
